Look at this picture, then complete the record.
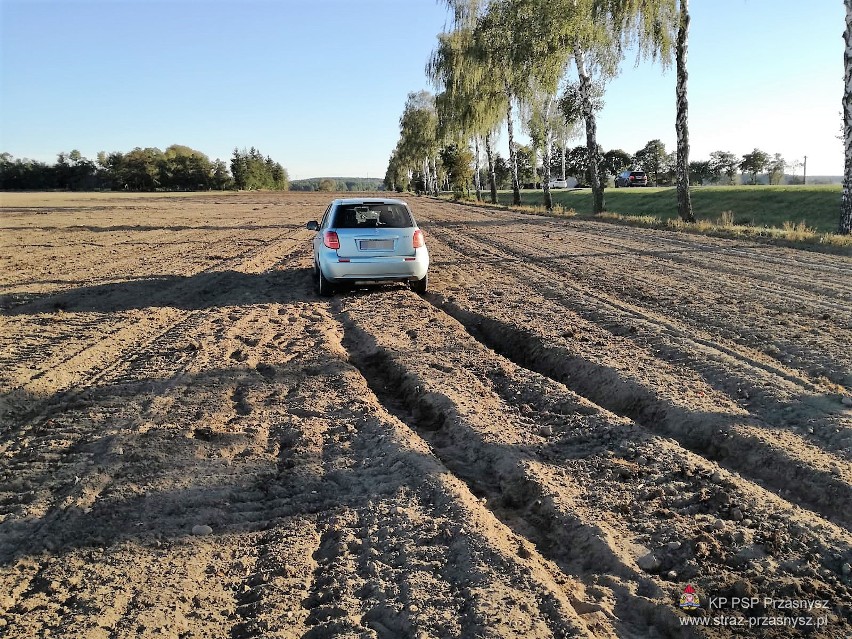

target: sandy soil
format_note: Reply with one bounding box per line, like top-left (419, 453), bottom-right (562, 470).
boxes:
top-left (0, 191), bottom-right (850, 638)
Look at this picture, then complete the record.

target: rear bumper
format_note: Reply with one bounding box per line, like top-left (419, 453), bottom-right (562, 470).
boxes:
top-left (320, 249), bottom-right (429, 282)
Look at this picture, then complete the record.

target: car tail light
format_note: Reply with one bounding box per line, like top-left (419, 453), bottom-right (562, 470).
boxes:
top-left (412, 229), bottom-right (425, 248)
top-left (323, 231), bottom-right (340, 249)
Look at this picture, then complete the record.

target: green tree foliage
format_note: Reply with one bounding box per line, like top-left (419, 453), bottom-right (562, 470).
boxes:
top-left (740, 148), bottom-right (769, 185)
top-left (0, 143), bottom-right (289, 192)
top-left (513, 144), bottom-right (537, 187)
top-left (162, 144), bottom-right (213, 190)
top-left (634, 140), bottom-right (668, 185)
top-left (0, 153), bottom-right (56, 189)
top-left (562, 144), bottom-right (606, 186)
top-left (439, 143), bottom-right (475, 196)
top-left (230, 147), bottom-right (289, 190)
top-left (492, 154), bottom-right (513, 189)
top-left (766, 153), bottom-right (786, 185)
top-left (96, 151), bottom-right (127, 190)
top-left (54, 150), bottom-right (98, 190)
top-left (211, 159), bottom-right (231, 190)
top-left (384, 148), bottom-right (410, 192)
top-left (295, 177), bottom-right (383, 192)
top-left (318, 178), bottom-right (337, 192)
top-left (392, 91), bottom-right (439, 195)
top-left (602, 149), bottom-right (632, 177)
top-left (429, 26), bottom-right (506, 203)
top-left (123, 147), bottom-right (165, 191)
top-left (688, 160), bottom-right (714, 185)
top-left (708, 151), bottom-right (740, 185)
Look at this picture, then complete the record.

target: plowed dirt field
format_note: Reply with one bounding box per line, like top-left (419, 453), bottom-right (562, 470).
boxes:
top-left (1, 191), bottom-right (850, 638)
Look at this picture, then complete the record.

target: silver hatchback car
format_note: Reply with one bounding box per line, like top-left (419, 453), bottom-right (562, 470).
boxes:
top-left (306, 198), bottom-right (429, 296)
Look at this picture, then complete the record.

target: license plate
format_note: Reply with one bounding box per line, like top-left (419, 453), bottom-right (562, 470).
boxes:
top-left (359, 239), bottom-right (394, 250)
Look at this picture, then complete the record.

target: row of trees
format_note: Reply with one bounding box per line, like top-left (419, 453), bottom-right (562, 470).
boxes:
top-left (0, 146), bottom-right (289, 192)
top-left (470, 142), bottom-right (794, 190)
top-left (624, 143), bottom-right (792, 187)
top-left (290, 177), bottom-right (384, 192)
top-left (389, 0), bottom-right (851, 234)
top-left (386, 0), bottom-right (694, 218)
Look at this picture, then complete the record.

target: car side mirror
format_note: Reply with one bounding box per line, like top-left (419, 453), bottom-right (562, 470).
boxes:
top-left (306, 221), bottom-right (319, 231)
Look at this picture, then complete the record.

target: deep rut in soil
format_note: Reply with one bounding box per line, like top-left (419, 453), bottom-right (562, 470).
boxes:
top-left (3, 193), bottom-right (851, 638)
top-left (335, 290), bottom-right (851, 637)
top-left (425, 293), bottom-right (852, 531)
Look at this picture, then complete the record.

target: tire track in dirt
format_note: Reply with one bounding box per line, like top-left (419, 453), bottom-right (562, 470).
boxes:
top-left (0, 232), bottom-right (306, 439)
top-left (424, 224), bottom-right (849, 525)
top-left (497, 226), bottom-right (852, 385)
top-left (2, 256), bottom-right (605, 638)
top-left (425, 223), bottom-right (852, 479)
top-left (425, 204), bottom-right (852, 386)
top-left (431, 291), bottom-right (852, 525)
top-left (430, 200), bottom-right (852, 290)
top-left (4, 193), bottom-right (850, 637)
top-left (334, 289), bottom-right (851, 637)
top-left (214, 290), bottom-right (607, 638)
top-left (0, 273), bottom-right (321, 635)
top-left (568, 218), bottom-right (852, 283)
top-left (427, 207), bottom-right (851, 379)
top-left (0, 244), bottom-right (315, 632)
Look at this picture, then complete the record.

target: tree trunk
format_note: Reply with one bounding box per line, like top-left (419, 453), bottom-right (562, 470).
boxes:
top-left (505, 88), bottom-right (522, 206)
top-left (485, 132), bottom-right (498, 204)
top-left (474, 137), bottom-right (482, 201)
top-left (561, 133), bottom-right (567, 181)
top-left (424, 158), bottom-right (432, 195)
top-left (431, 156), bottom-right (439, 196)
top-left (675, 0), bottom-right (695, 222)
top-left (841, 0), bottom-right (852, 234)
top-left (542, 96), bottom-right (553, 211)
top-left (574, 45), bottom-right (604, 213)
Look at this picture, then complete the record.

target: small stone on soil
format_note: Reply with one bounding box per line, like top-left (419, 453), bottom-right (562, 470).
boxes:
top-left (637, 553), bottom-right (660, 572)
top-left (192, 525), bottom-right (213, 536)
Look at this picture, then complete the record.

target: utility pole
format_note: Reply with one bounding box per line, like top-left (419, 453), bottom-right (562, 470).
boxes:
top-left (803, 155), bottom-right (807, 185)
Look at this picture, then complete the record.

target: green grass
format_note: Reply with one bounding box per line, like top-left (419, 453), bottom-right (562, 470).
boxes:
top-left (446, 184), bottom-right (852, 253)
top-left (494, 184), bottom-right (843, 234)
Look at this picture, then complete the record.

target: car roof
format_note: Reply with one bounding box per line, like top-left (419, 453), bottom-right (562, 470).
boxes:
top-left (331, 198), bottom-right (408, 206)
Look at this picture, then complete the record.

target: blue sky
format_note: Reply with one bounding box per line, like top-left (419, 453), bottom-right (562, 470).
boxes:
top-left (0, 0), bottom-right (844, 180)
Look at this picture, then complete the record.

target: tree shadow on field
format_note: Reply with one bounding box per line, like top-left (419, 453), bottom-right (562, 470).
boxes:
top-left (0, 349), bottom-right (451, 567)
top-left (0, 266), bottom-right (316, 316)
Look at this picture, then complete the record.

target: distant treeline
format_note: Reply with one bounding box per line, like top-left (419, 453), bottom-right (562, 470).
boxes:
top-left (0, 145), bottom-right (289, 191)
top-left (290, 177), bottom-right (384, 192)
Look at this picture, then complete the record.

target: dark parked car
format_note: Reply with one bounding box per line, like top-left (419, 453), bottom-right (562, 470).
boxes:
top-left (615, 170), bottom-right (649, 187)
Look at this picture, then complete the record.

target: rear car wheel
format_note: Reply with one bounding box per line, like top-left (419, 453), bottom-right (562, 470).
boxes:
top-left (410, 273), bottom-right (428, 294)
top-left (316, 263), bottom-right (334, 297)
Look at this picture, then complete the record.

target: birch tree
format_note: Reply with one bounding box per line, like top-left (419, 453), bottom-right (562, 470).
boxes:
top-left (675, 0), bottom-right (695, 222)
top-left (398, 91), bottom-right (439, 195)
top-left (841, 0), bottom-right (852, 234)
top-left (429, 29), bottom-right (505, 202)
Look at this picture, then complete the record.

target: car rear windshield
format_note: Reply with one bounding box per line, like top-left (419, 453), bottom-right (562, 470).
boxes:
top-left (630, 172), bottom-right (646, 177)
top-left (332, 203), bottom-right (413, 229)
